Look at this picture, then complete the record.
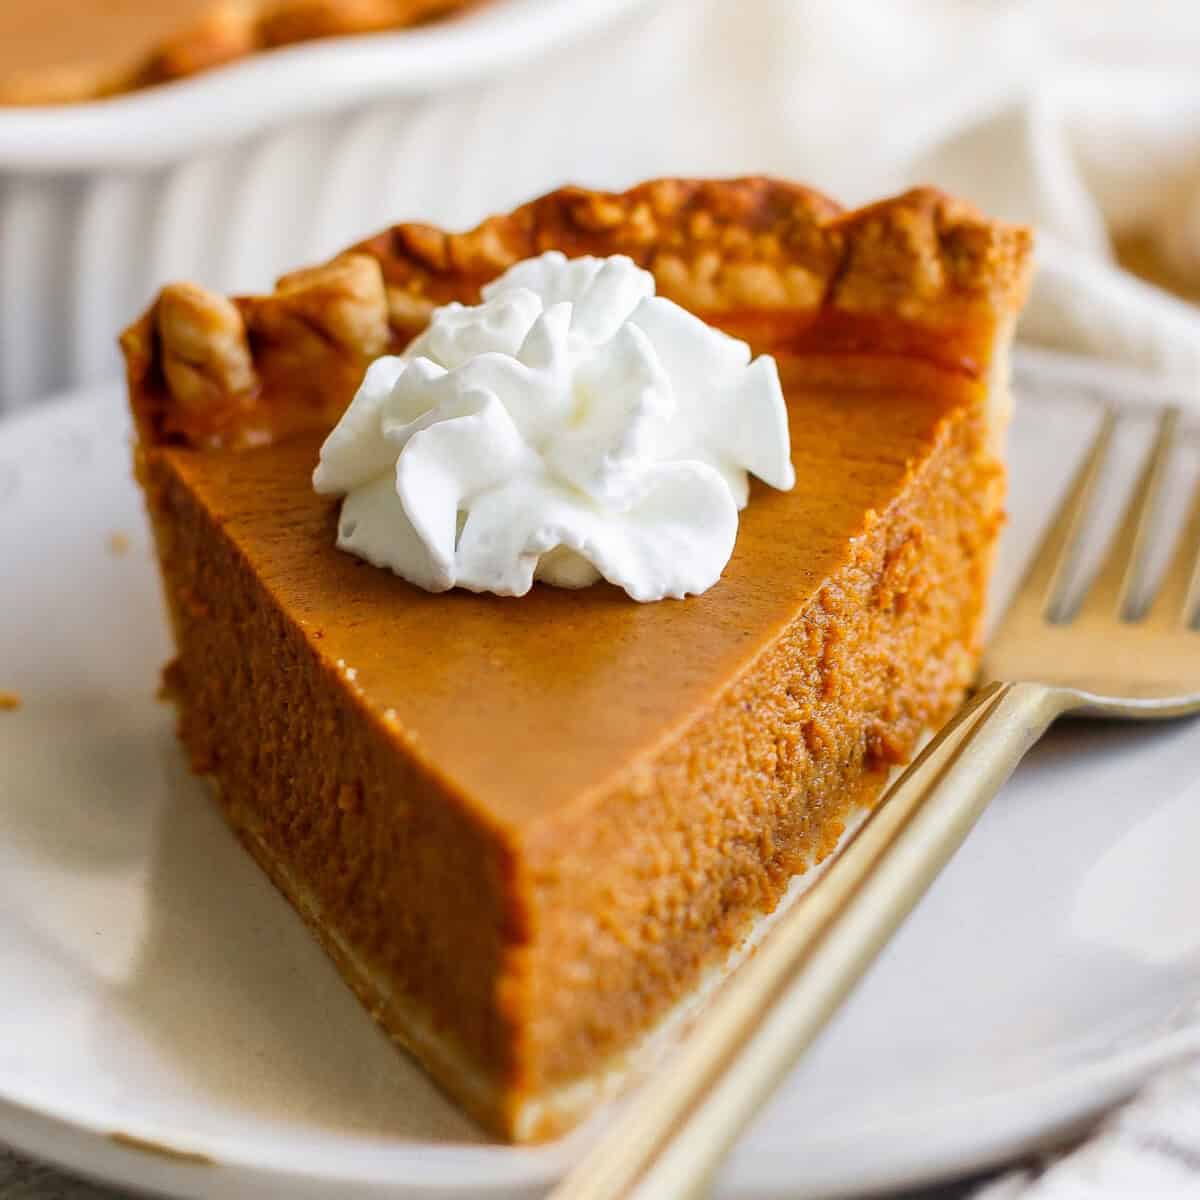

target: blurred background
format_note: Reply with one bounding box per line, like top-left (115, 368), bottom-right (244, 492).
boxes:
top-left (3, 0), bottom-right (1200, 415)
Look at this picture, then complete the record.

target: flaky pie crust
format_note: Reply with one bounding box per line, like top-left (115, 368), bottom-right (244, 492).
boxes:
top-left (121, 177), bottom-right (1034, 451)
top-left (0, 0), bottom-right (480, 106)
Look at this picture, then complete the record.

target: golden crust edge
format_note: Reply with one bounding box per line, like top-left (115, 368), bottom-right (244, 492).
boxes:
top-left (119, 177), bottom-right (1034, 452)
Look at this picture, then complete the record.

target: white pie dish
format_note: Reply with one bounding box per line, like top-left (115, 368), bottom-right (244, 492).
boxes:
top-left (0, 0), bottom-right (654, 415)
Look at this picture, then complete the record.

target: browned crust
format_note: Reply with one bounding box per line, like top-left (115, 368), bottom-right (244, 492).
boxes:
top-left (0, 0), bottom-right (480, 106)
top-left (120, 177), bottom-right (1034, 451)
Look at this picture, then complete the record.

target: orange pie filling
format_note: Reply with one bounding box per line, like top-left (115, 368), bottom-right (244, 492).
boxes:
top-left (121, 178), bottom-right (1032, 1139)
top-left (0, 0), bottom-right (478, 105)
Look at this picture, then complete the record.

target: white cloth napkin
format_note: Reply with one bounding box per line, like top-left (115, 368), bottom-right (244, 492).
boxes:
top-left (973, 1060), bottom-right (1200, 1199)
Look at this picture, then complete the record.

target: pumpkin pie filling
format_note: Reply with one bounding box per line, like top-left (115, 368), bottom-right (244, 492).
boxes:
top-left (120, 178), bottom-right (1032, 1140)
top-left (0, 0), bottom-right (478, 105)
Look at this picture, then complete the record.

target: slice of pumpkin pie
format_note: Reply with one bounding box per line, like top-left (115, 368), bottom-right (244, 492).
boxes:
top-left (120, 177), bottom-right (1032, 1141)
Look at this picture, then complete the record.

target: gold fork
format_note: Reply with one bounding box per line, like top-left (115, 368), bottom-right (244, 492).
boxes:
top-left (551, 405), bottom-right (1200, 1200)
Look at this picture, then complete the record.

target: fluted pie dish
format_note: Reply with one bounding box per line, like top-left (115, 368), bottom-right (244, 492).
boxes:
top-left (119, 177), bottom-right (1033, 1141)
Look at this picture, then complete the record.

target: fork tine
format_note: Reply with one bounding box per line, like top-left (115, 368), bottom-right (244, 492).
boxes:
top-left (1078, 408), bottom-right (1180, 621)
top-left (1148, 467), bottom-right (1200, 630)
top-left (1007, 409), bottom-right (1116, 624)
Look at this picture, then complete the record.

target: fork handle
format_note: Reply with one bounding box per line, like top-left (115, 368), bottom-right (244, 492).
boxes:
top-left (550, 681), bottom-right (1069, 1200)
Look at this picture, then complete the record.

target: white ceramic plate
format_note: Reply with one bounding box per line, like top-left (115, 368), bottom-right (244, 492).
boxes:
top-left (1, 350), bottom-right (1199, 1200)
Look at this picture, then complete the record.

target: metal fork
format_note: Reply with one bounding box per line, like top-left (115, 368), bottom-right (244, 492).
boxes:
top-left (551, 405), bottom-right (1200, 1200)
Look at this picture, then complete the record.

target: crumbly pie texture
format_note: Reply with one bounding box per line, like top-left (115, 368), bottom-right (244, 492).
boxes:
top-left (0, 0), bottom-right (479, 106)
top-left (123, 177), bottom-right (1033, 453)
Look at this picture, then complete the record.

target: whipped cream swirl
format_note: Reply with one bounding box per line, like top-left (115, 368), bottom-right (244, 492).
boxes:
top-left (313, 252), bottom-right (794, 601)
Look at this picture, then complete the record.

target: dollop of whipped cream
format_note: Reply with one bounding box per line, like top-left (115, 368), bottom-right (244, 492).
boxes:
top-left (312, 252), bottom-right (795, 602)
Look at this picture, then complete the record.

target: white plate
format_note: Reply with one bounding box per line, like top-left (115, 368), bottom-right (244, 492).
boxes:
top-left (1, 351), bottom-right (1199, 1199)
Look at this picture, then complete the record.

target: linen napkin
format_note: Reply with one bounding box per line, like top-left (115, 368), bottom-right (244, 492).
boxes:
top-left (973, 1060), bottom-right (1200, 1199)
